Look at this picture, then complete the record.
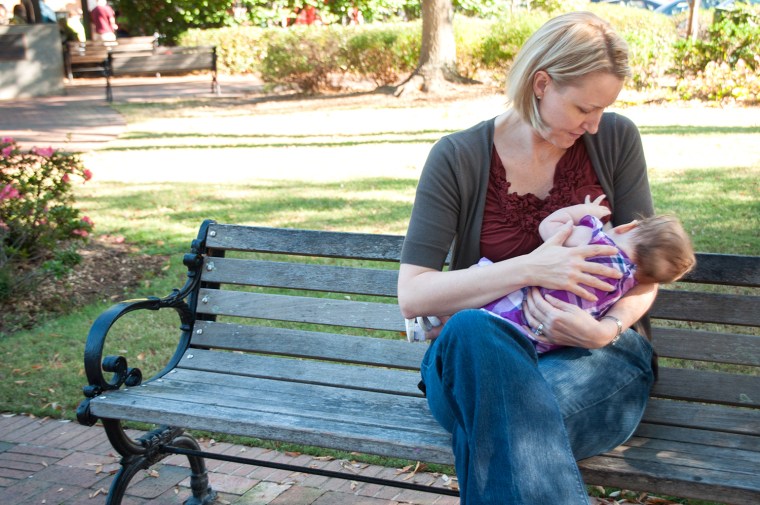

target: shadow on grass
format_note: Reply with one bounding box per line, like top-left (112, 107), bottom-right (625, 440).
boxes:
top-left (77, 177), bottom-right (418, 253)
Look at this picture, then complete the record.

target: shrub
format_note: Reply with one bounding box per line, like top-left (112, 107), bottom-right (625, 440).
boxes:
top-left (675, 57), bottom-right (760, 103)
top-left (179, 25), bottom-right (271, 75)
top-left (0, 138), bottom-right (94, 301)
top-left (670, 3), bottom-right (760, 102)
top-left (474, 12), bottom-right (546, 84)
top-left (672, 4), bottom-right (760, 76)
top-left (260, 26), bottom-right (349, 93)
top-left (343, 23), bottom-right (419, 86)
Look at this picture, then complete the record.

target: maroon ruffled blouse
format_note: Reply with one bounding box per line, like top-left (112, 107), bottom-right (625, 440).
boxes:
top-left (480, 141), bottom-right (610, 262)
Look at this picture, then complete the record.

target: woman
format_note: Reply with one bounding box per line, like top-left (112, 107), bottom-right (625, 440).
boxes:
top-left (398, 12), bottom-right (657, 505)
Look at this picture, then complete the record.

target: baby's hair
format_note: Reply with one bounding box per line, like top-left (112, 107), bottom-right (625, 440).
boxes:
top-left (632, 215), bottom-right (696, 284)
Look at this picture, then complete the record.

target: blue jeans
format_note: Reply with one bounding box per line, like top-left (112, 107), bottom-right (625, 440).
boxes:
top-left (420, 309), bottom-right (654, 505)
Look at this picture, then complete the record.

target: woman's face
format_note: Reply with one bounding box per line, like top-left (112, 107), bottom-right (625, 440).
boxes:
top-left (534, 71), bottom-right (624, 148)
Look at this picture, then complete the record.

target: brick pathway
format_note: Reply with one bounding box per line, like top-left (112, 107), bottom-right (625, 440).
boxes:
top-left (0, 414), bottom-right (460, 504)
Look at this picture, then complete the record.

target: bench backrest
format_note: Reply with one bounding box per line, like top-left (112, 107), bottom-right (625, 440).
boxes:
top-left (185, 223), bottom-right (760, 416)
top-left (108, 46), bottom-right (216, 76)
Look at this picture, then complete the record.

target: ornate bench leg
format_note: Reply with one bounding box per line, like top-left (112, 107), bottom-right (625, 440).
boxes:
top-left (173, 434), bottom-right (217, 505)
top-left (100, 420), bottom-right (216, 505)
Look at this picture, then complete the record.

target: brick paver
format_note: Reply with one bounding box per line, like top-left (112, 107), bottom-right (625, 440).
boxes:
top-left (0, 414), bottom-right (457, 504)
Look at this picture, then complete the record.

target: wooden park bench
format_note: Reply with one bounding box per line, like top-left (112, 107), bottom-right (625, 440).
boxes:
top-left (105, 45), bottom-right (220, 102)
top-left (62, 36), bottom-right (157, 80)
top-left (76, 221), bottom-right (760, 505)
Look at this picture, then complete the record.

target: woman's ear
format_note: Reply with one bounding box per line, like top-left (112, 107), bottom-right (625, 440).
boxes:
top-left (533, 70), bottom-right (551, 99)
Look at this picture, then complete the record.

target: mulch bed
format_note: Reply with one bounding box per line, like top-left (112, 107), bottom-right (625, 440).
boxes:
top-left (1, 235), bottom-right (169, 335)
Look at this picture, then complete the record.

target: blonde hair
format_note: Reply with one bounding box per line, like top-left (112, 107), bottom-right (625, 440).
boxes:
top-left (506, 11), bottom-right (632, 132)
top-left (632, 215), bottom-right (696, 284)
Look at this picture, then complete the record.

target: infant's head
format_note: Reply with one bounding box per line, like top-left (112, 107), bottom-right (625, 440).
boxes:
top-left (630, 215), bottom-right (695, 284)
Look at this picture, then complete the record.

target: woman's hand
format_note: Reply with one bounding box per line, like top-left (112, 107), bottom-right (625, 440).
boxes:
top-left (527, 223), bottom-right (622, 302)
top-left (521, 288), bottom-right (612, 348)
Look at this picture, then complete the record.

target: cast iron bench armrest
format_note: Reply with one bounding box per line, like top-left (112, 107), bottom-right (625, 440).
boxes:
top-left (76, 293), bottom-right (195, 426)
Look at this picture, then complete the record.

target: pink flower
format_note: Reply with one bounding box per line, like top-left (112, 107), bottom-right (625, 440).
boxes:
top-left (1, 146), bottom-right (12, 158)
top-left (32, 146), bottom-right (55, 157)
top-left (0, 184), bottom-right (20, 200)
top-left (82, 169), bottom-right (93, 181)
top-left (72, 229), bottom-right (89, 237)
top-left (62, 173), bottom-right (70, 183)
top-left (1, 137), bottom-right (13, 144)
top-left (81, 216), bottom-right (94, 226)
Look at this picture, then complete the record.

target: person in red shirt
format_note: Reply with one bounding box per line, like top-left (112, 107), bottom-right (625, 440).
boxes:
top-left (90, 0), bottom-right (117, 41)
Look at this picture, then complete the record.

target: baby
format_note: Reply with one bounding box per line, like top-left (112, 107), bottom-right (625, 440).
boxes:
top-left (406, 196), bottom-right (696, 352)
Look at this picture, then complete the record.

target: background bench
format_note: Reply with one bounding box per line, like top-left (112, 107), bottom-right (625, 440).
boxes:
top-left (105, 45), bottom-right (219, 102)
top-left (63, 36), bottom-right (156, 80)
top-left (77, 221), bottom-right (760, 505)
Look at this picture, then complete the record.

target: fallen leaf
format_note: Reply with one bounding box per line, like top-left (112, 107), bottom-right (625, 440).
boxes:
top-left (146, 469), bottom-right (159, 478)
top-left (89, 488), bottom-right (108, 498)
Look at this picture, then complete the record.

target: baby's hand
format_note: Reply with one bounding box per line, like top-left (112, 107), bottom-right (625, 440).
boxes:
top-left (581, 194), bottom-right (611, 219)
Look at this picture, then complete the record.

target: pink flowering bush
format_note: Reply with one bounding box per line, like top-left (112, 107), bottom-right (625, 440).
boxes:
top-left (0, 138), bottom-right (94, 301)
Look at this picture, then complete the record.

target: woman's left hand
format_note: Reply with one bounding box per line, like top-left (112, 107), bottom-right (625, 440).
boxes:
top-left (521, 288), bottom-right (610, 348)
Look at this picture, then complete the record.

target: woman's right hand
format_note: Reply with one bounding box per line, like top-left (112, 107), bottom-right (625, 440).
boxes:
top-left (525, 222), bottom-right (621, 302)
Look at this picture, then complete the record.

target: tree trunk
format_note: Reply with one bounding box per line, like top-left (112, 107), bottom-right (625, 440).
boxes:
top-left (686, 0), bottom-right (701, 41)
top-left (395, 0), bottom-right (465, 96)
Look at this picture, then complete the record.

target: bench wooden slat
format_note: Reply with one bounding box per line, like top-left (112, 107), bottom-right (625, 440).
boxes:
top-left (579, 454), bottom-right (760, 505)
top-left (89, 375), bottom-right (453, 465)
top-left (206, 225), bottom-right (405, 261)
top-left (632, 423), bottom-right (760, 453)
top-left (642, 398), bottom-right (760, 435)
top-left (618, 436), bottom-right (760, 469)
top-left (177, 349), bottom-right (424, 397)
top-left (111, 54), bottom-right (214, 75)
top-left (201, 258), bottom-right (398, 297)
top-left (195, 289), bottom-right (405, 332)
top-left (681, 253), bottom-right (760, 287)
top-left (652, 367), bottom-right (760, 408)
top-left (649, 289), bottom-right (759, 326)
top-left (191, 321), bottom-right (426, 369)
top-left (138, 369), bottom-right (436, 431)
top-left (652, 327), bottom-right (760, 366)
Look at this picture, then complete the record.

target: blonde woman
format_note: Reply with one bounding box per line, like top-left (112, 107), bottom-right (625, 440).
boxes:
top-left (399, 12), bottom-right (658, 504)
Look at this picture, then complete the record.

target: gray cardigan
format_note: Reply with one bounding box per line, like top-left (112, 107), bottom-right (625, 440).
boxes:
top-left (401, 112), bottom-right (654, 272)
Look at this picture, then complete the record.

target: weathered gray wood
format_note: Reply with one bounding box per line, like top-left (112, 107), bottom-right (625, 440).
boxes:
top-left (617, 436), bottom-right (760, 470)
top-left (206, 225), bottom-right (406, 261)
top-left (121, 369), bottom-right (436, 431)
top-left (191, 321), bottom-right (427, 369)
top-left (89, 382), bottom-right (453, 465)
top-left (652, 367), bottom-right (760, 408)
top-left (201, 258), bottom-right (398, 297)
top-left (680, 253), bottom-right (760, 287)
top-left (579, 454), bottom-right (760, 505)
top-left (111, 49), bottom-right (215, 76)
top-left (176, 349), bottom-right (423, 396)
top-left (634, 422), bottom-right (760, 452)
top-left (195, 289), bottom-right (406, 332)
top-left (649, 290), bottom-right (759, 326)
top-left (642, 398), bottom-right (760, 435)
top-left (652, 327), bottom-right (760, 366)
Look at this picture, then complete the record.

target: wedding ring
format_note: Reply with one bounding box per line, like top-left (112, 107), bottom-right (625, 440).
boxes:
top-left (534, 323), bottom-right (544, 336)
